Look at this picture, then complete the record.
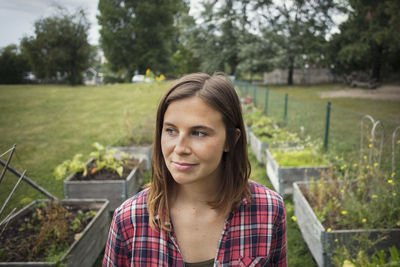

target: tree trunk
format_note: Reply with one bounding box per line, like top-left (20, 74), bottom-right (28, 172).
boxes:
top-left (287, 65), bottom-right (294, 85)
top-left (287, 56), bottom-right (294, 85)
top-left (371, 44), bottom-right (383, 82)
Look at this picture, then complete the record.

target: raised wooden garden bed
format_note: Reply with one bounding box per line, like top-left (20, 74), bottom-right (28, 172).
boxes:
top-left (249, 131), bottom-right (299, 165)
top-left (293, 181), bottom-right (400, 267)
top-left (0, 199), bottom-right (109, 267)
top-left (64, 158), bottom-right (144, 212)
top-left (249, 131), bottom-right (268, 164)
top-left (245, 125), bottom-right (251, 145)
top-left (107, 145), bottom-right (152, 170)
top-left (266, 148), bottom-right (329, 195)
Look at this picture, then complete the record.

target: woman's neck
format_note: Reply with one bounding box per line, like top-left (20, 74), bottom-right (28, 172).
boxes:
top-left (172, 182), bottom-right (218, 207)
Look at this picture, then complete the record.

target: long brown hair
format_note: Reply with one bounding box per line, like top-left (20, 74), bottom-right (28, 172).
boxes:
top-left (147, 73), bottom-right (251, 231)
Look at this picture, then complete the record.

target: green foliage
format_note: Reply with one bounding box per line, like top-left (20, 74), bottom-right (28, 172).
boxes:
top-left (54, 142), bottom-right (132, 180)
top-left (332, 245), bottom-right (400, 267)
top-left (285, 198), bottom-right (317, 267)
top-left (20, 7), bottom-right (91, 85)
top-left (0, 201), bottom-right (97, 262)
top-left (170, 45), bottom-right (201, 78)
top-left (88, 142), bottom-right (126, 177)
top-left (254, 0), bottom-right (341, 84)
top-left (168, 6), bottom-right (201, 77)
top-left (327, 0), bottom-right (400, 81)
top-left (302, 154), bottom-right (400, 266)
top-left (271, 148), bottom-right (328, 167)
top-left (71, 210), bottom-right (97, 232)
top-left (98, 0), bottom-right (184, 80)
top-left (304, 159), bottom-right (400, 230)
top-left (0, 44), bottom-right (29, 84)
top-left (185, 0), bottom-right (250, 75)
top-left (54, 154), bottom-right (87, 180)
top-left (243, 104), bottom-right (303, 145)
top-left (237, 31), bottom-right (277, 76)
top-left (248, 150), bottom-right (316, 266)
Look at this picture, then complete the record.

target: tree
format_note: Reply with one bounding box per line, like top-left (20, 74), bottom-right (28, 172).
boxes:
top-left (0, 44), bottom-right (29, 84)
top-left (236, 30), bottom-right (278, 80)
top-left (254, 0), bottom-right (341, 84)
top-left (21, 7), bottom-right (91, 85)
top-left (98, 0), bottom-right (183, 81)
top-left (188, 0), bottom-right (249, 75)
top-left (168, 2), bottom-right (201, 77)
top-left (327, 0), bottom-right (400, 82)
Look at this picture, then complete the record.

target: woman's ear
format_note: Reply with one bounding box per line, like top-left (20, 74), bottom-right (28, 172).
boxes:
top-left (235, 128), bottom-right (241, 144)
top-left (224, 128), bottom-right (241, 152)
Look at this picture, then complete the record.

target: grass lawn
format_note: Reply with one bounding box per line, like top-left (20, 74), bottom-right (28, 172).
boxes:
top-left (2, 81), bottom-right (398, 266)
top-left (237, 83), bottom-right (400, 172)
top-left (249, 152), bottom-right (317, 266)
top-left (263, 84), bottom-right (400, 122)
top-left (0, 83), bottom-right (168, 207)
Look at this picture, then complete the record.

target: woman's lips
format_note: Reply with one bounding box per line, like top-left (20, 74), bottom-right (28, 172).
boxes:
top-left (172, 161), bottom-right (197, 171)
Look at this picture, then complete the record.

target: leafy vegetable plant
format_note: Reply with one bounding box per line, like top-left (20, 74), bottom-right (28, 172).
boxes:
top-left (54, 142), bottom-right (132, 180)
top-left (271, 147), bottom-right (329, 167)
top-left (302, 156), bottom-right (400, 230)
top-left (243, 104), bottom-right (302, 145)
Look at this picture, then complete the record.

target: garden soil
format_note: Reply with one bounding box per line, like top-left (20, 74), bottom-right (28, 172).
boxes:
top-left (0, 202), bottom-right (95, 262)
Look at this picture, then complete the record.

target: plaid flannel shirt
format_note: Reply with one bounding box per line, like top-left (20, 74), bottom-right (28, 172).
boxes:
top-left (103, 181), bottom-right (287, 267)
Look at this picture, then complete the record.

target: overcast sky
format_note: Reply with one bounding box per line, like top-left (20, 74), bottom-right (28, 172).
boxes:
top-left (0, 0), bottom-right (344, 49)
top-left (0, 0), bottom-right (100, 48)
top-left (0, 0), bottom-right (205, 49)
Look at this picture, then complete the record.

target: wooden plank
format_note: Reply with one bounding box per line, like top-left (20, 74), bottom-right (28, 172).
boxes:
top-left (107, 145), bottom-right (152, 170)
top-left (294, 182), bottom-right (325, 267)
top-left (64, 159), bottom-right (144, 211)
top-left (0, 199), bottom-right (109, 267)
top-left (61, 199), bottom-right (110, 267)
top-left (249, 131), bottom-right (267, 164)
top-left (266, 148), bottom-right (329, 195)
top-left (294, 181), bottom-right (400, 267)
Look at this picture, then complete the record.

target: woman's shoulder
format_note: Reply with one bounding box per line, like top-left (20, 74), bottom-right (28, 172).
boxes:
top-left (248, 180), bottom-right (285, 209)
top-left (113, 188), bottom-right (150, 223)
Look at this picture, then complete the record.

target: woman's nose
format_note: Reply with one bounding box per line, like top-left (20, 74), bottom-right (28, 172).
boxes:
top-left (174, 134), bottom-right (191, 154)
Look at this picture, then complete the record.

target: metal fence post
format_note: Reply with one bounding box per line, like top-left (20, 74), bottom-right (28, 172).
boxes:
top-left (265, 88), bottom-right (269, 115)
top-left (253, 85), bottom-right (257, 107)
top-left (324, 102), bottom-right (331, 151)
top-left (283, 93), bottom-right (288, 126)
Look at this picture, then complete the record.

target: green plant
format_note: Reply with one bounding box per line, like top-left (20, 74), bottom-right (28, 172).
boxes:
top-left (332, 245), bottom-right (400, 267)
top-left (54, 154), bottom-right (87, 180)
top-left (271, 147), bottom-right (329, 167)
top-left (247, 150), bottom-right (316, 265)
top-left (71, 209), bottom-right (97, 232)
top-left (243, 104), bottom-right (303, 145)
top-left (0, 201), bottom-right (97, 262)
top-left (88, 142), bottom-right (126, 176)
top-left (299, 155), bottom-right (400, 266)
top-left (253, 126), bottom-right (302, 144)
top-left (54, 142), bottom-right (132, 180)
top-left (243, 104), bottom-right (277, 129)
top-left (303, 157), bottom-right (400, 230)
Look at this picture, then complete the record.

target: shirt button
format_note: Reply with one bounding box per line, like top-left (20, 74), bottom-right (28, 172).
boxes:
top-left (215, 260), bottom-right (220, 265)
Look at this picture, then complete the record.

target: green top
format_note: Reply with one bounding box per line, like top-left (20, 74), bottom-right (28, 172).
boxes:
top-left (185, 258), bottom-right (214, 267)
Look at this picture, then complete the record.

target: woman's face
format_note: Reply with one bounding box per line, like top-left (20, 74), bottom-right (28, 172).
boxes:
top-left (161, 96), bottom-right (227, 187)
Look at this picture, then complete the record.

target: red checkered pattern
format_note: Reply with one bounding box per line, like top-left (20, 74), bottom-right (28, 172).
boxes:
top-left (103, 181), bottom-right (287, 267)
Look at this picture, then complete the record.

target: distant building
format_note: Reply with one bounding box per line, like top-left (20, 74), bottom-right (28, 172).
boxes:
top-left (263, 68), bottom-right (335, 85)
top-left (83, 68), bottom-right (103, 85)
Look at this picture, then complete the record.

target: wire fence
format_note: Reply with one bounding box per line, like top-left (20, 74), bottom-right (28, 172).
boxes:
top-left (234, 81), bottom-right (400, 175)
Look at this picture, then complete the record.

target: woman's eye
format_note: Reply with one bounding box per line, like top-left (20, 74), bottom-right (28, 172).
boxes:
top-left (192, 131), bottom-right (207, 137)
top-left (165, 128), bottom-right (177, 135)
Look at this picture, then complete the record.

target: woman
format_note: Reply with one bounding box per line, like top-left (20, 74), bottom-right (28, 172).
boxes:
top-left (103, 73), bottom-right (287, 267)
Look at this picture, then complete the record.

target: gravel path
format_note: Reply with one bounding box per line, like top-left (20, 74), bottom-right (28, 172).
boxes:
top-left (318, 85), bottom-right (400, 100)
